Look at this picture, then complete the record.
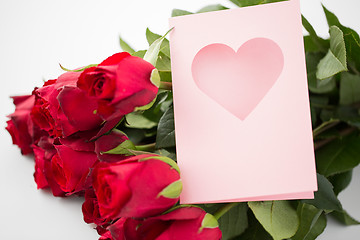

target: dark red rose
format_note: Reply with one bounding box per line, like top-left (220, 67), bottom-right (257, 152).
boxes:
top-left (50, 134), bottom-right (98, 195)
top-left (107, 207), bottom-right (222, 240)
top-left (32, 136), bottom-right (65, 197)
top-left (33, 137), bottom-right (56, 189)
top-left (95, 129), bottom-right (131, 162)
top-left (82, 188), bottom-right (112, 226)
top-left (6, 94), bottom-right (43, 154)
top-left (77, 52), bottom-right (158, 121)
top-left (33, 72), bottom-right (103, 138)
top-left (92, 154), bottom-right (181, 219)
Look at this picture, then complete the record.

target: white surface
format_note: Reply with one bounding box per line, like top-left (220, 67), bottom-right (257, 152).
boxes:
top-left (0, 0), bottom-right (359, 239)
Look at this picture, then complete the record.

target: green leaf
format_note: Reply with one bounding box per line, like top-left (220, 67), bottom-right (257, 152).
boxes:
top-left (331, 209), bottom-right (360, 226)
top-left (230, 0), bottom-right (288, 7)
top-left (304, 36), bottom-right (319, 53)
top-left (156, 52), bottom-right (171, 72)
top-left (159, 71), bottom-right (172, 82)
top-left (322, 4), bottom-right (360, 45)
top-left (145, 28), bottom-right (171, 58)
top-left (200, 213), bottom-right (219, 232)
top-left (142, 91), bottom-right (172, 123)
top-left (125, 112), bottom-right (158, 129)
top-left (301, 213), bottom-right (327, 240)
top-left (158, 180), bottom-right (182, 199)
top-left (144, 28), bottom-right (172, 66)
top-left (121, 128), bottom-right (146, 145)
top-left (322, 5), bottom-right (360, 71)
top-left (323, 6), bottom-right (360, 71)
top-left (322, 4), bottom-right (342, 27)
top-left (306, 52), bottom-right (336, 94)
top-left (156, 105), bottom-right (176, 149)
top-left (237, 210), bottom-right (272, 240)
top-left (197, 4), bottom-right (228, 13)
top-left (316, 133), bottom-right (360, 177)
top-left (155, 147), bottom-right (177, 161)
top-left (302, 174), bottom-right (342, 211)
top-left (302, 15), bottom-right (328, 52)
top-left (132, 50), bottom-right (146, 58)
top-left (102, 139), bottom-right (136, 156)
top-left (301, 15), bottom-right (319, 42)
top-left (119, 36), bottom-right (135, 54)
top-left (218, 203), bottom-right (248, 239)
top-left (248, 201), bottom-right (299, 240)
top-left (292, 203), bottom-right (324, 240)
top-left (340, 72), bottom-right (360, 105)
top-left (316, 26), bottom-right (348, 80)
top-left (171, 9), bottom-right (193, 17)
top-left (328, 170), bottom-right (353, 195)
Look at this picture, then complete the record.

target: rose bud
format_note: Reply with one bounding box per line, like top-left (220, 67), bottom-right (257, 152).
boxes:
top-left (92, 154), bottom-right (182, 219)
top-left (107, 206), bottom-right (222, 240)
top-left (77, 52), bottom-right (158, 121)
top-left (6, 94), bottom-right (42, 154)
top-left (50, 134), bottom-right (98, 195)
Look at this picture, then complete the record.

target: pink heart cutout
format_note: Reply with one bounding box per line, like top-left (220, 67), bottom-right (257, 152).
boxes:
top-left (192, 38), bottom-right (284, 120)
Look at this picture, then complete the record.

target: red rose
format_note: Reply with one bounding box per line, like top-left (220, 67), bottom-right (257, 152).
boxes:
top-left (33, 137), bottom-right (56, 189)
top-left (92, 154), bottom-right (181, 219)
top-left (107, 207), bottom-right (222, 240)
top-left (33, 72), bottom-right (103, 138)
top-left (50, 133), bottom-right (99, 195)
top-left (6, 94), bottom-right (43, 154)
top-left (77, 52), bottom-right (158, 121)
top-left (82, 188), bottom-right (112, 226)
top-left (32, 136), bottom-right (65, 197)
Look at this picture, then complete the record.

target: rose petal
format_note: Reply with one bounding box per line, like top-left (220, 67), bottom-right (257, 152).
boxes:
top-left (120, 159), bottom-right (180, 218)
top-left (58, 86), bottom-right (103, 131)
top-left (60, 130), bottom-right (97, 152)
top-left (90, 117), bottom-right (123, 141)
top-left (99, 52), bottom-right (130, 66)
top-left (53, 145), bottom-right (98, 194)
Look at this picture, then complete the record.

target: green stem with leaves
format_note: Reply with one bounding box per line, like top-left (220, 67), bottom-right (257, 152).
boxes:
top-left (213, 203), bottom-right (239, 220)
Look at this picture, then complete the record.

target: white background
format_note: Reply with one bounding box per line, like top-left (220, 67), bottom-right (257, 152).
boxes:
top-left (0, 0), bottom-right (359, 239)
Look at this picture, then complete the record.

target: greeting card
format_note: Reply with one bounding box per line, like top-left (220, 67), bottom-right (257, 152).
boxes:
top-left (169, 0), bottom-right (318, 204)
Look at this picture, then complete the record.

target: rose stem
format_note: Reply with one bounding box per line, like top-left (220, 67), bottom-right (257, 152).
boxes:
top-left (312, 119), bottom-right (340, 138)
top-left (213, 202), bottom-right (239, 220)
top-left (159, 81), bottom-right (172, 91)
top-left (135, 142), bottom-right (156, 152)
top-left (314, 126), bottom-right (357, 150)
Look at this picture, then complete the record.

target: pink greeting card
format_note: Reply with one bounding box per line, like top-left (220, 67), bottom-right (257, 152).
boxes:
top-left (169, 0), bottom-right (317, 204)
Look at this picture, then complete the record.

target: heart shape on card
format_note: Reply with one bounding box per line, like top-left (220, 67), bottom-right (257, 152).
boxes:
top-left (192, 38), bottom-right (284, 120)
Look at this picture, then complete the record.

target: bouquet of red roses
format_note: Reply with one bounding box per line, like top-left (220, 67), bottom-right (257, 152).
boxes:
top-left (6, 1), bottom-right (360, 240)
top-left (6, 31), bottom-right (222, 239)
